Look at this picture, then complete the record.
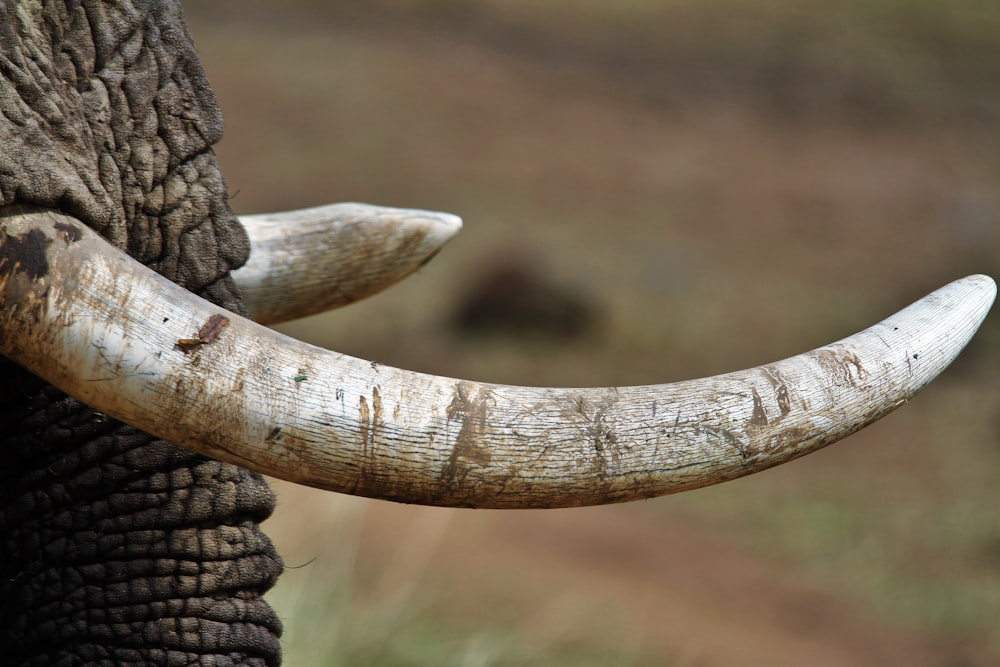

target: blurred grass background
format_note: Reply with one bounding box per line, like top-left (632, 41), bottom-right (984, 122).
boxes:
top-left (187, 1), bottom-right (999, 664)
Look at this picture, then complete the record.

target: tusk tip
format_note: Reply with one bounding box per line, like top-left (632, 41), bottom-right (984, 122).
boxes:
top-left (947, 274), bottom-right (996, 325)
top-left (234, 202), bottom-right (463, 323)
top-left (390, 206), bottom-right (463, 245)
top-left (966, 273), bottom-right (996, 300)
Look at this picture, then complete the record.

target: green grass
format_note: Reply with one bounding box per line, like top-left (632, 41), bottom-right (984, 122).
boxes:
top-left (265, 493), bottom-right (657, 666)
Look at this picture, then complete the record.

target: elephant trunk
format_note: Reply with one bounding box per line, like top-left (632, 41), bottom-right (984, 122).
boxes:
top-left (0, 1), bottom-right (284, 664)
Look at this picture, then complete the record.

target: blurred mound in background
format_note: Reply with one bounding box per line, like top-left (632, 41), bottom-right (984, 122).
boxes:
top-left (450, 249), bottom-right (598, 342)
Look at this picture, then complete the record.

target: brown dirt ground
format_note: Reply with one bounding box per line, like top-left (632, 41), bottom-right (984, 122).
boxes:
top-left (267, 482), bottom-right (994, 666)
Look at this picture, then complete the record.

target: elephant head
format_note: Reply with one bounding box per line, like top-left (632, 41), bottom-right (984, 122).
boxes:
top-left (0, 2), bottom-right (995, 665)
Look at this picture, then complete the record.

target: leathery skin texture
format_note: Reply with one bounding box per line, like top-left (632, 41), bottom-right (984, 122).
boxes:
top-left (0, 388), bottom-right (283, 666)
top-left (0, 1), bottom-right (283, 664)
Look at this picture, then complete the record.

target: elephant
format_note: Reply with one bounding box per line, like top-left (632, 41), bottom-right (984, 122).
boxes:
top-left (0, 1), bottom-right (994, 665)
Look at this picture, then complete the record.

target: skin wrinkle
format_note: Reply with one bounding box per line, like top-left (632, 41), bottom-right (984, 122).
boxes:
top-left (0, 2), bottom-right (281, 665)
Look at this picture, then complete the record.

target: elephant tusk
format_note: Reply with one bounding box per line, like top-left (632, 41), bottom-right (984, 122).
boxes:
top-left (0, 208), bottom-right (995, 508)
top-left (234, 203), bottom-right (462, 324)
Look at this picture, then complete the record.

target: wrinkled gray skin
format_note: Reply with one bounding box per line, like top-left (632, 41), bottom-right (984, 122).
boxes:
top-left (1, 2), bottom-right (284, 665)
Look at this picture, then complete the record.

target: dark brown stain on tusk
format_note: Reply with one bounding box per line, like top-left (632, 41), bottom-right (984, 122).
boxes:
top-left (811, 348), bottom-right (867, 388)
top-left (356, 389), bottom-right (385, 491)
top-left (441, 382), bottom-right (494, 490)
top-left (750, 387), bottom-right (769, 427)
top-left (359, 394), bottom-right (371, 457)
top-left (0, 229), bottom-right (51, 281)
top-left (762, 365), bottom-right (793, 417)
top-left (53, 220), bottom-right (82, 244)
top-left (177, 313), bottom-right (231, 353)
top-left (198, 314), bottom-right (231, 343)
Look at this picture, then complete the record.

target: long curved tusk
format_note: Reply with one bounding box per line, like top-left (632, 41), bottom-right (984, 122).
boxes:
top-left (234, 203), bottom-right (462, 324)
top-left (1, 208), bottom-right (995, 508)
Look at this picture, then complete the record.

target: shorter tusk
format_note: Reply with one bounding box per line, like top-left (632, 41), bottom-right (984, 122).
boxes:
top-left (0, 208), bottom-right (995, 508)
top-left (233, 203), bottom-right (462, 324)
